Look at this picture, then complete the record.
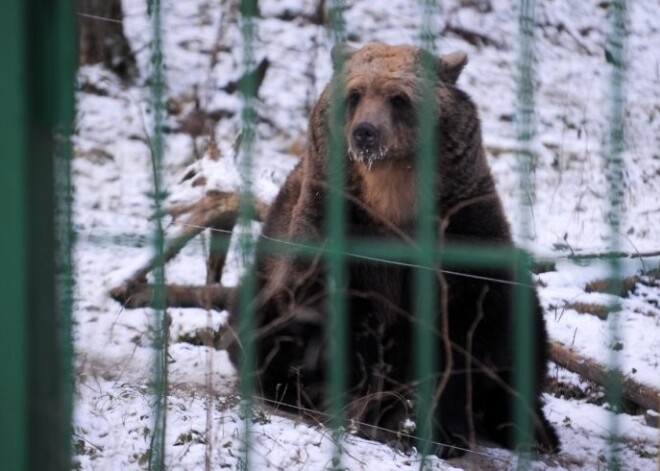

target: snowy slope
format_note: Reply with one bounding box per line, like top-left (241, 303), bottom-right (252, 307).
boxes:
top-left (72, 0), bottom-right (659, 469)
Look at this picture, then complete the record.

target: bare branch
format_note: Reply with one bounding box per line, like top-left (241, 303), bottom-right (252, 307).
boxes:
top-left (110, 283), bottom-right (234, 310)
top-left (550, 341), bottom-right (660, 413)
top-left (109, 191), bottom-right (268, 300)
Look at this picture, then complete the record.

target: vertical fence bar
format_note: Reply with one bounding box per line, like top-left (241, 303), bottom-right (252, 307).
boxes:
top-left (516, 0), bottom-right (537, 239)
top-left (24, 1), bottom-right (76, 469)
top-left (0, 2), bottom-right (27, 470)
top-left (604, 1), bottom-right (627, 469)
top-left (514, 0), bottom-right (536, 465)
top-left (238, 0), bottom-right (258, 468)
top-left (53, 0), bottom-right (77, 467)
top-left (327, 0), bottom-right (348, 466)
top-left (148, 0), bottom-right (168, 469)
top-left (415, 0), bottom-right (439, 460)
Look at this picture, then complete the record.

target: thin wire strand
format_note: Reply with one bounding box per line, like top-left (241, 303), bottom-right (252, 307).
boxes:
top-left (78, 12), bottom-right (129, 25)
top-left (181, 220), bottom-right (540, 289)
top-left (76, 10), bottom-right (325, 59)
top-left (77, 205), bottom-right (660, 262)
top-left (75, 207), bottom-right (540, 289)
top-left (248, 394), bottom-right (513, 464)
top-left (78, 206), bottom-right (660, 287)
top-left (77, 11), bottom-right (154, 29)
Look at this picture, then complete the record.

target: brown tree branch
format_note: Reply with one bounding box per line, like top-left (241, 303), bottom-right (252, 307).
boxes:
top-left (109, 191), bottom-right (268, 302)
top-left (550, 341), bottom-right (660, 413)
top-left (110, 283), bottom-right (234, 310)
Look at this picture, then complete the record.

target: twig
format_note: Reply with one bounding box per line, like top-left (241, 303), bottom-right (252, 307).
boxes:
top-left (442, 24), bottom-right (504, 50)
top-left (544, 249), bottom-right (660, 263)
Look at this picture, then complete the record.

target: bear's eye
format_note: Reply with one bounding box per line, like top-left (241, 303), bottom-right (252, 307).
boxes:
top-left (390, 95), bottom-right (408, 109)
top-left (347, 92), bottom-right (361, 107)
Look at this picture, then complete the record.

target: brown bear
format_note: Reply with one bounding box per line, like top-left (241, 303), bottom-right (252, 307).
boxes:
top-left (226, 42), bottom-right (560, 458)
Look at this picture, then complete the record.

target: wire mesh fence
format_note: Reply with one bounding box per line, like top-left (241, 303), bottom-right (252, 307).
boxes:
top-left (5, 0), bottom-right (660, 470)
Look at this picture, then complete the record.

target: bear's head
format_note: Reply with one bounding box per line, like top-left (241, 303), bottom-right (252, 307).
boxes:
top-left (328, 42), bottom-right (468, 171)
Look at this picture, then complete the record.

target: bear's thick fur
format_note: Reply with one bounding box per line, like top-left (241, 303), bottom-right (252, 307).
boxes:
top-left (226, 42), bottom-right (560, 457)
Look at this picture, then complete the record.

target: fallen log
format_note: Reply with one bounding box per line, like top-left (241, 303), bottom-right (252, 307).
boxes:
top-left (109, 280), bottom-right (660, 414)
top-left (550, 341), bottom-right (660, 413)
top-left (110, 283), bottom-right (233, 310)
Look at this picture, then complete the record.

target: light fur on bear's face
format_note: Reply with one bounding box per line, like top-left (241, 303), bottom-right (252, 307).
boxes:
top-left (329, 43), bottom-right (468, 227)
top-left (342, 44), bottom-right (420, 170)
top-left (334, 43), bottom-right (467, 172)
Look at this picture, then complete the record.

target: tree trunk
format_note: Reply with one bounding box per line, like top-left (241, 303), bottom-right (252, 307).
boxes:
top-left (79, 0), bottom-right (138, 82)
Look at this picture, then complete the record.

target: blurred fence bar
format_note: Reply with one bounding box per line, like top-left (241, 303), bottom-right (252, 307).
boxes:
top-left (0, 2), bottom-right (29, 470)
top-left (415, 0), bottom-right (440, 458)
top-left (327, 1), bottom-right (349, 466)
top-left (147, 0), bottom-right (169, 469)
top-left (238, 0), bottom-right (259, 468)
top-left (514, 0), bottom-right (537, 464)
top-left (605, 0), bottom-right (627, 468)
top-left (0, 1), bottom-right (76, 470)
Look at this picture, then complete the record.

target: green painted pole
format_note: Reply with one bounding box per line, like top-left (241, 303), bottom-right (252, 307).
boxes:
top-left (53, 1), bottom-right (76, 467)
top-left (327, 1), bottom-right (348, 467)
top-left (0, 1), bottom-right (28, 469)
top-left (2, 0), bottom-right (78, 470)
top-left (514, 0), bottom-right (536, 467)
top-left (415, 0), bottom-right (439, 462)
top-left (604, 1), bottom-right (627, 469)
top-left (238, 0), bottom-right (258, 468)
top-left (147, 0), bottom-right (168, 469)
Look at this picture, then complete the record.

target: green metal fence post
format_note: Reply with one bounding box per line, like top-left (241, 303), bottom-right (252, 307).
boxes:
top-left (604, 1), bottom-right (627, 469)
top-left (0, 2), bottom-right (28, 469)
top-left (514, 0), bottom-right (536, 466)
top-left (415, 0), bottom-right (439, 461)
top-left (238, 0), bottom-right (259, 468)
top-left (327, 1), bottom-right (348, 466)
top-left (53, 1), bottom-right (77, 468)
top-left (29, 1), bottom-right (76, 469)
top-left (0, 0), bottom-right (78, 470)
top-left (147, 0), bottom-right (168, 469)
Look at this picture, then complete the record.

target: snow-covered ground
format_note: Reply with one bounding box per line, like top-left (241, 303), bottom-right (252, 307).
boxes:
top-left (72, 0), bottom-right (659, 469)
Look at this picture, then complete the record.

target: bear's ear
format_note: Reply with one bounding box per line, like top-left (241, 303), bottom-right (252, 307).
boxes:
top-left (331, 43), bottom-right (357, 70)
top-left (438, 51), bottom-right (468, 84)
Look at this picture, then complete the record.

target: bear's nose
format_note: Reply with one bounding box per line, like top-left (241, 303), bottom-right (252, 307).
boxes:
top-left (352, 122), bottom-right (379, 149)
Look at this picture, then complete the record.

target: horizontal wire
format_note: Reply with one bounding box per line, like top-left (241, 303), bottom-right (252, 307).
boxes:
top-left (178, 219), bottom-right (539, 289)
top-left (78, 12), bottom-right (149, 27)
top-left (246, 393), bottom-right (512, 463)
top-left (78, 205), bottom-right (660, 290)
top-left (74, 207), bottom-right (537, 289)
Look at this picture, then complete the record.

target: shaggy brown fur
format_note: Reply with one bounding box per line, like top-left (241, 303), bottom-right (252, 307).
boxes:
top-left (226, 42), bottom-right (560, 458)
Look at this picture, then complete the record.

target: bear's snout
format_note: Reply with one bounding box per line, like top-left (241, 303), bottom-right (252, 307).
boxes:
top-left (352, 122), bottom-right (379, 150)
